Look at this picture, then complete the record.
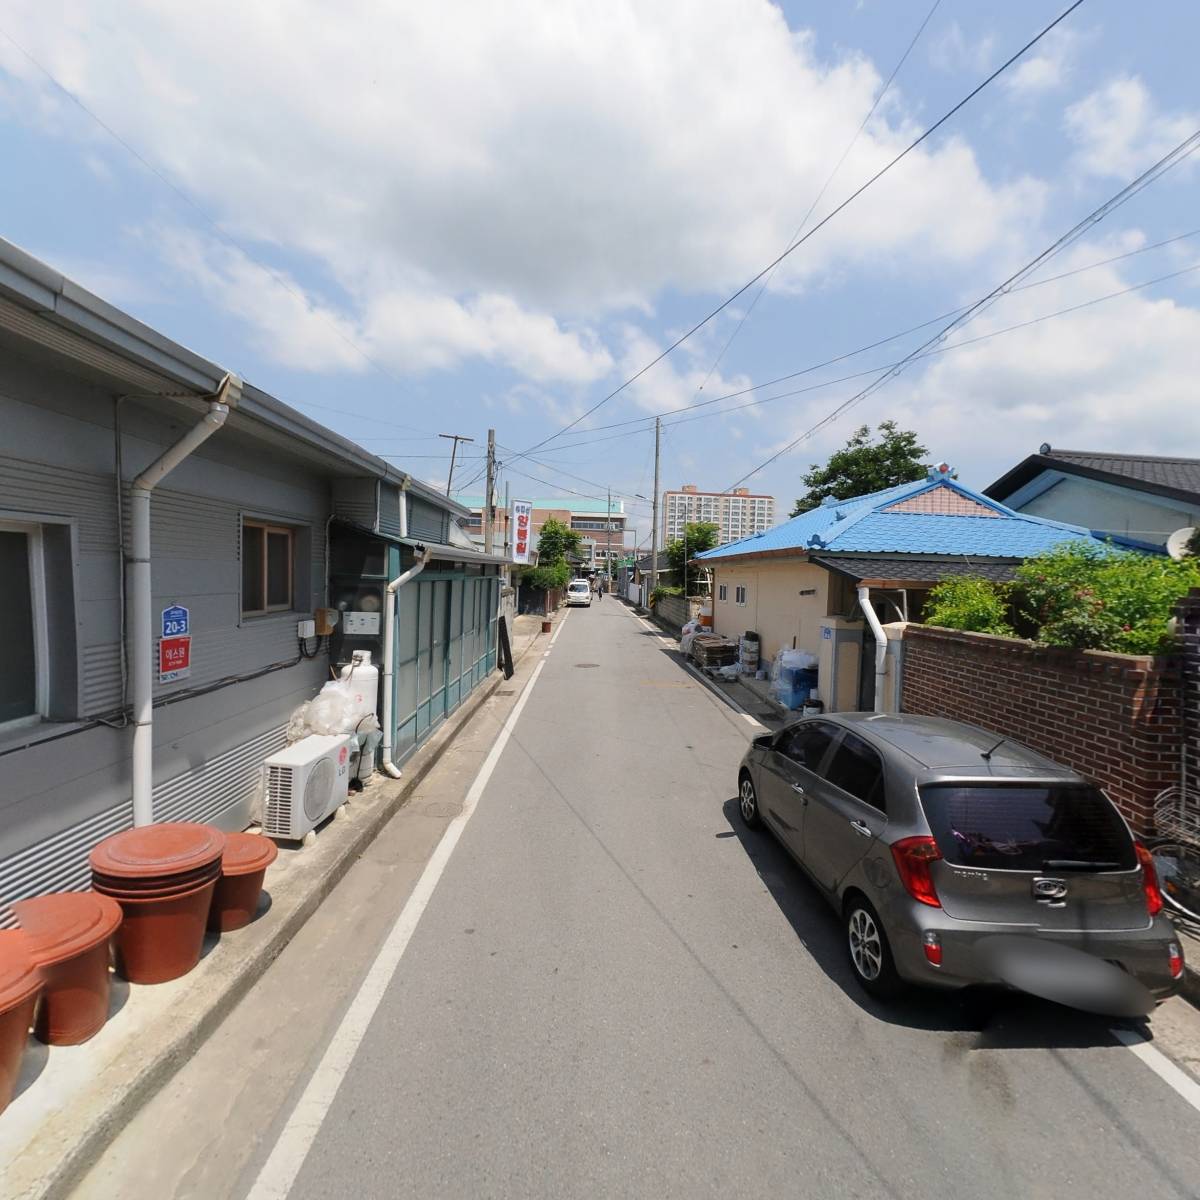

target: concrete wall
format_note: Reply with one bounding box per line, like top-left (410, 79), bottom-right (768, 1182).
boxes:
top-left (901, 624), bottom-right (1181, 833)
top-left (1013, 474), bottom-right (1199, 547)
top-left (0, 355), bottom-right (332, 905)
top-left (710, 559), bottom-right (833, 666)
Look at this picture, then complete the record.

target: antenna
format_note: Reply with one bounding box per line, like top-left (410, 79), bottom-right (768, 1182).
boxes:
top-left (981, 736), bottom-right (1007, 762)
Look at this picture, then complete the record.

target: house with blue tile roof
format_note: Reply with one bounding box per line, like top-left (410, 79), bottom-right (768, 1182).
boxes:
top-left (694, 465), bottom-right (1111, 712)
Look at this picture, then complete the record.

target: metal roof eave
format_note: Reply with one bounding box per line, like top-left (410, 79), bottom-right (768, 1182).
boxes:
top-left (397, 535), bottom-right (509, 567)
top-left (0, 236), bottom-right (468, 519)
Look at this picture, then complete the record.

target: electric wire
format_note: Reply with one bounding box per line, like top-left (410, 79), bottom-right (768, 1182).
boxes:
top-left (508, 0), bottom-right (1088, 462)
top-left (720, 128), bottom-right (1200, 492)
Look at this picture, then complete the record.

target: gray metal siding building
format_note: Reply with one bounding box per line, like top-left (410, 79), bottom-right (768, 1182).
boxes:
top-left (0, 238), bottom-right (501, 909)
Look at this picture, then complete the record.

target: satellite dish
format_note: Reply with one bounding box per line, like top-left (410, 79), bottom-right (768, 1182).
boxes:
top-left (1167, 526), bottom-right (1196, 561)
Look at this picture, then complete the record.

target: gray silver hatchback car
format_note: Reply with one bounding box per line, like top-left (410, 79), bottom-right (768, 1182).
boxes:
top-left (737, 713), bottom-right (1184, 1010)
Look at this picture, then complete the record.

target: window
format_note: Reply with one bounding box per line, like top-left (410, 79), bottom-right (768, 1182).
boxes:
top-left (780, 723), bottom-right (836, 772)
top-left (824, 732), bottom-right (886, 812)
top-left (718, 584), bottom-right (727, 601)
top-left (242, 520), bottom-right (295, 615)
top-left (918, 784), bottom-right (1134, 871)
top-left (735, 585), bottom-right (747, 605)
top-left (0, 524), bottom-right (46, 726)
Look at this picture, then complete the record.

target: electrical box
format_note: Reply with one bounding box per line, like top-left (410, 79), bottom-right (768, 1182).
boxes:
top-left (297, 618), bottom-right (316, 640)
top-left (342, 611), bottom-right (381, 636)
top-left (315, 607), bottom-right (339, 636)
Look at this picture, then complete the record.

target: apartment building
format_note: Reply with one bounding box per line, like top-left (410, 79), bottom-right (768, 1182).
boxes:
top-left (663, 485), bottom-right (775, 546)
top-left (457, 495), bottom-right (627, 569)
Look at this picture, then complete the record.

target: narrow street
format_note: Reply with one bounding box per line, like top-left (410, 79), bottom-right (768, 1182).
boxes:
top-left (77, 600), bottom-right (1200, 1200)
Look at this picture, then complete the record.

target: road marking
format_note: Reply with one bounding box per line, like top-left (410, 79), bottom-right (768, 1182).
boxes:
top-left (248, 655), bottom-right (549, 1200)
top-left (1112, 1026), bottom-right (1200, 1114)
top-left (549, 610), bottom-right (570, 646)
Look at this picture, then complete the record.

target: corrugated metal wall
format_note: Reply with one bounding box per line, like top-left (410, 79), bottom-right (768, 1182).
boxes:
top-left (408, 495), bottom-right (448, 543)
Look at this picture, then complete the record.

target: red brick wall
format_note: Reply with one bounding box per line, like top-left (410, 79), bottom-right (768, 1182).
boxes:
top-left (901, 625), bottom-right (1181, 833)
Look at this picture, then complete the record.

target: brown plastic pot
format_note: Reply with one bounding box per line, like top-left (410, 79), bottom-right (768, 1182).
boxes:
top-left (12, 892), bottom-right (122, 1046)
top-left (0, 931), bottom-right (42, 1114)
top-left (92, 863), bottom-right (221, 897)
top-left (90, 822), bottom-right (225, 881)
top-left (108, 879), bottom-right (218, 984)
top-left (541, 619), bottom-right (553, 634)
top-left (208, 833), bottom-right (278, 933)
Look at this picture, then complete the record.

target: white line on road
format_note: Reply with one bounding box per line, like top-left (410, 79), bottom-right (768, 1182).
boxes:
top-left (247, 656), bottom-right (549, 1200)
top-left (549, 610), bottom-right (570, 646)
top-left (1112, 1026), bottom-right (1200, 1115)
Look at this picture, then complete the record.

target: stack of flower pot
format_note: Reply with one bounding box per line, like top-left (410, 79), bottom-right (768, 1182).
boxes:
top-left (90, 823), bottom-right (226, 984)
top-left (0, 932), bottom-right (42, 1115)
top-left (208, 832), bottom-right (278, 932)
top-left (12, 892), bottom-right (122, 1045)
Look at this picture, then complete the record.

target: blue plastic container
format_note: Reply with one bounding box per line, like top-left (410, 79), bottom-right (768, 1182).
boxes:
top-left (778, 666), bottom-right (818, 710)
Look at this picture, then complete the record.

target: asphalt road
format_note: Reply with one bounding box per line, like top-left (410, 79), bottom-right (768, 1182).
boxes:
top-left (76, 599), bottom-right (1200, 1199)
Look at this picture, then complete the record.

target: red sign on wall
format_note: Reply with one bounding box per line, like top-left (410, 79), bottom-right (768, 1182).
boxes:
top-left (159, 635), bottom-right (192, 683)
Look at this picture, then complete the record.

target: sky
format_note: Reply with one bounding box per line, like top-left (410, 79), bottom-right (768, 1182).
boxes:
top-left (1, 1), bottom-right (1198, 548)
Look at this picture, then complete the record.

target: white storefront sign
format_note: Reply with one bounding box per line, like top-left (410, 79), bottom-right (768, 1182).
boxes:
top-left (511, 499), bottom-right (533, 564)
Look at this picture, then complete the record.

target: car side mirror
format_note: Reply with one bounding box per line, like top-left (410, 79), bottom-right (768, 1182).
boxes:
top-left (753, 732), bottom-right (777, 750)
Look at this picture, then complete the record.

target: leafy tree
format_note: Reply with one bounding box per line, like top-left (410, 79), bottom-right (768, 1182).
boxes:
top-left (536, 517), bottom-right (582, 563)
top-left (791, 421), bottom-right (929, 516)
top-left (924, 577), bottom-right (1014, 637)
top-left (666, 521), bottom-right (719, 594)
top-left (523, 559), bottom-right (571, 592)
top-left (1187, 526), bottom-right (1200, 558)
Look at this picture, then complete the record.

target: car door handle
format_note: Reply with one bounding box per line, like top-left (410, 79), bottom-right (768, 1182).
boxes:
top-left (849, 819), bottom-right (873, 838)
top-left (790, 783), bottom-right (807, 804)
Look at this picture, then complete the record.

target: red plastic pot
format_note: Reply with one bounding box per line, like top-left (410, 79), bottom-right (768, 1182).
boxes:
top-left (0, 931), bottom-right (42, 1114)
top-left (90, 822), bottom-right (225, 881)
top-left (208, 833), bottom-right (278, 933)
top-left (106, 879), bottom-right (219, 984)
top-left (12, 892), bottom-right (122, 1046)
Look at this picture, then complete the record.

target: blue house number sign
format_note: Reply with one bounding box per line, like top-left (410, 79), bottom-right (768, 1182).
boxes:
top-left (161, 605), bottom-right (190, 638)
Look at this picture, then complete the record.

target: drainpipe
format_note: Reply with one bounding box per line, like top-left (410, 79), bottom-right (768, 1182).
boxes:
top-left (380, 544), bottom-right (433, 779)
top-left (857, 584), bottom-right (888, 715)
top-left (128, 375), bottom-right (239, 826)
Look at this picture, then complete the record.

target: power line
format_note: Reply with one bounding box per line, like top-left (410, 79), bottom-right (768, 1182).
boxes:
top-left (721, 127), bottom-right (1200, 492)
top-left (686, 0), bottom-right (942, 406)
top-left (510, 0), bottom-right (1087, 461)
top-left (537, 226), bottom-right (1200, 442)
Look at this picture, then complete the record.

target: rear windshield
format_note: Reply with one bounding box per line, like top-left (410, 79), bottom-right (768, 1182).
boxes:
top-left (918, 785), bottom-right (1135, 872)
top-left (569, 582), bottom-right (588, 590)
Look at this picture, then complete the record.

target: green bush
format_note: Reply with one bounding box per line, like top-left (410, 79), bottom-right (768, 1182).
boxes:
top-left (649, 584), bottom-right (682, 606)
top-left (524, 559), bottom-right (571, 591)
top-left (923, 577), bottom-right (1014, 636)
top-left (1013, 542), bottom-right (1200, 654)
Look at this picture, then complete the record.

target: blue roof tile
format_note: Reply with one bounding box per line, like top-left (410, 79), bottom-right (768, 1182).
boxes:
top-left (696, 474), bottom-right (1105, 562)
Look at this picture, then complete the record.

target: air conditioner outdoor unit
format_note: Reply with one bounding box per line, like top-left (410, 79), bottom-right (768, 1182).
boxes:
top-left (263, 734), bottom-right (352, 840)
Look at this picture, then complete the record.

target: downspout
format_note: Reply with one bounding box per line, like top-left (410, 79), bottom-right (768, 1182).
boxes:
top-left (380, 543), bottom-right (432, 779)
top-left (128, 374), bottom-right (239, 826)
top-left (857, 584), bottom-right (888, 715)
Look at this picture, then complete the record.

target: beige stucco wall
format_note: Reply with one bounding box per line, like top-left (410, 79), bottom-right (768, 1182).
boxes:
top-left (710, 559), bottom-right (833, 664)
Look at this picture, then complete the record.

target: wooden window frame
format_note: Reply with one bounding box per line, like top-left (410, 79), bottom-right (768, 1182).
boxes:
top-left (241, 519), bottom-right (296, 616)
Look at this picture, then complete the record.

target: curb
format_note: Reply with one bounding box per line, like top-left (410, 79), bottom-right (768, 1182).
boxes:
top-left (10, 625), bottom-right (546, 1200)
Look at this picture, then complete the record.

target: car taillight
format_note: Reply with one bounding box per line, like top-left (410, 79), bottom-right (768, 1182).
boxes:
top-left (1169, 942), bottom-right (1185, 980)
top-left (891, 836), bottom-right (942, 908)
top-left (1135, 842), bottom-right (1165, 917)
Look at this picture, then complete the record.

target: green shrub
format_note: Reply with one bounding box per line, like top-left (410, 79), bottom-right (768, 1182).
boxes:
top-left (524, 559), bottom-right (571, 591)
top-left (923, 577), bottom-right (1014, 636)
top-left (1012, 542), bottom-right (1200, 654)
top-left (649, 584), bottom-right (682, 606)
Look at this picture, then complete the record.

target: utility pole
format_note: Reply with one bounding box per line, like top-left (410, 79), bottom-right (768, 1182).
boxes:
top-left (439, 432), bottom-right (475, 497)
top-left (483, 428), bottom-right (495, 555)
top-left (649, 417), bottom-right (661, 602)
top-left (606, 488), bottom-right (612, 583)
top-left (503, 480), bottom-right (510, 558)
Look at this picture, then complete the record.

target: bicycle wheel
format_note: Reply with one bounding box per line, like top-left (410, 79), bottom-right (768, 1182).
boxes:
top-left (1147, 838), bottom-right (1200, 925)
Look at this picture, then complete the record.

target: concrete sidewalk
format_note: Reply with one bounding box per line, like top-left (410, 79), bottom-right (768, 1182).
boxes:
top-left (0, 614), bottom-right (548, 1200)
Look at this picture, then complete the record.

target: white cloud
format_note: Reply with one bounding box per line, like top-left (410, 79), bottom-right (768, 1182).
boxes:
top-left (152, 226), bottom-right (613, 382)
top-left (3, 0), bottom-right (1041, 366)
top-left (1002, 28), bottom-right (1077, 97)
top-left (1065, 76), bottom-right (1197, 179)
top-left (928, 21), bottom-right (995, 75)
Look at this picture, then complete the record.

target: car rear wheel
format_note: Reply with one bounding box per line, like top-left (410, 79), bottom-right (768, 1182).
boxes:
top-left (844, 896), bottom-right (902, 999)
top-left (737, 773), bottom-right (761, 829)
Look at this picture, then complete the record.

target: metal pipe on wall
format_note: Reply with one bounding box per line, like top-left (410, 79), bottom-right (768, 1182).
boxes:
top-left (380, 544), bottom-right (433, 779)
top-left (857, 584), bottom-right (889, 716)
top-left (128, 374), bottom-right (239, 826)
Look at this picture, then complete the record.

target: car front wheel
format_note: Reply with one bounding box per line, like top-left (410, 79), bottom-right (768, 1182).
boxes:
top-left (737, 772), bottom-right (761, 829)
top-left (845, 896), bottom-right (902, 999)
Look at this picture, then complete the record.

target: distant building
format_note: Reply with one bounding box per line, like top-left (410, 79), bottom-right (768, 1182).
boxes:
top-left (663, 485), bottom-right (774, 546)
top-left (456, 495), bottom-right (627, 570)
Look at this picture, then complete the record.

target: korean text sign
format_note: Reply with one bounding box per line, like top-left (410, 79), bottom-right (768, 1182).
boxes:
top-left (511, 499), bottom-right (533, 564)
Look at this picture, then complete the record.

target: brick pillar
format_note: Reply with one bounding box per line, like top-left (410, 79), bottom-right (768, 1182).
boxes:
top-left (1180, 588), bottom-right (1200, 805)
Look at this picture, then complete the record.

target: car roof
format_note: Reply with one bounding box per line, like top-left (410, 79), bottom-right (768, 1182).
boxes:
top-left (817, 712), bottom-right (1079, 775)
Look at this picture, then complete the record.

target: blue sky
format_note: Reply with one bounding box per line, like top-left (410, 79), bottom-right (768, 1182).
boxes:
top-left (2, 1), bottom-right (1197, 546)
